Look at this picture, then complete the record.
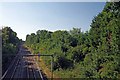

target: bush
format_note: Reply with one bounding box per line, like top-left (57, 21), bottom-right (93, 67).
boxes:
top-left (57, 56), bottom-right (73, 69)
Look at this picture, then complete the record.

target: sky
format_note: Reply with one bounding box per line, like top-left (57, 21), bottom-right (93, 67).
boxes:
top-left (0, 2), bottom-right (105, 41)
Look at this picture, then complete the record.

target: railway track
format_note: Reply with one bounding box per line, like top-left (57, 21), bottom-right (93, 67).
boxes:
top-left (1, 46), bottom-right (47, 80)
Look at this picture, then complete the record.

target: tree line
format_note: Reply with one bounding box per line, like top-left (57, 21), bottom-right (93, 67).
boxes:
top-left (1, 2), bottom-right (119, 78)
top-left (25, 2), bottom-right (120, 78)
top-left (2, 27), bottom-right (21, 74)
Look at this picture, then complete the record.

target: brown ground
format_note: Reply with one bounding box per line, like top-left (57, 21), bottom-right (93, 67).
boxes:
top-left (24, 45), bottom-right (60, 79)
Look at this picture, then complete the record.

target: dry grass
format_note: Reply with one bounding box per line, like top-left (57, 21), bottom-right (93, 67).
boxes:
top-left (24, 46), bottom-right (60, 79)
top-left (35, 56), bottom-right (60, 79)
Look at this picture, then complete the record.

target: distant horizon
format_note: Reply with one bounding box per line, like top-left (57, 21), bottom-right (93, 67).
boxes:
top-left (0, 2), bottom-right (105, 40)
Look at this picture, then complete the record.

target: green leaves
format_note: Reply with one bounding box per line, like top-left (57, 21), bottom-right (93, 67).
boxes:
top-left (2, 27), bottom-right (20, 73)
top-left (25, 2), bottom-right (120, 78)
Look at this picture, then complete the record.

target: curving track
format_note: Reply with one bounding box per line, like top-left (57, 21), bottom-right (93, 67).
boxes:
top-left (1, 46), bottom-right (47, 80)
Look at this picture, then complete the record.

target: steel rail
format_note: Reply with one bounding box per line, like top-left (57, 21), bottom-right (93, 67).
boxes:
top-left (10, 58), bottom-right (20, 80)
top-left (1, 54), bottom-right (19, 80)
top-left (2, 48), bottom-right (48, 79)
top-left (26, 57), bottom-right (30, 78)
top-left (18, 55), bottom-right (23, 78)
top-left (31, 58), bottom-right (37, 80)
top-left (34, 56), bottom-right (44, 80)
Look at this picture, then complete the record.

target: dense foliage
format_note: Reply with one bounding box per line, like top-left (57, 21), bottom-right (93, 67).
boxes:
top-left (2, 27), bottom-right (21, 73)
top-left (25, 2), bottom-right (120, 78)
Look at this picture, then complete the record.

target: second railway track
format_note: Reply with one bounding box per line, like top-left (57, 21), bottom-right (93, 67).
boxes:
top-left (1, 46), bottom-right (47, 80)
